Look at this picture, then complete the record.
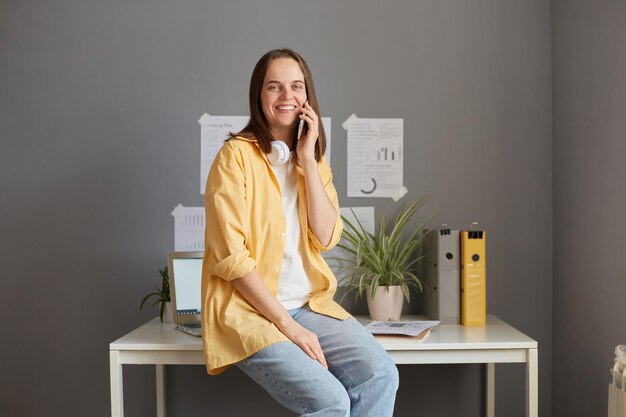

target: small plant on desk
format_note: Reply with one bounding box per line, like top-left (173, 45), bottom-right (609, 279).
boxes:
top-left (329, 197), bottom-right (430, 321)
top-left (140, 266), bottom-right (170, 322)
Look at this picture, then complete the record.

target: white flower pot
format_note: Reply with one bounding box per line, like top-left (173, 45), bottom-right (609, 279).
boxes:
top-left (162, 301), bottom-right (173, 323)
top-left (366, 285), bottom-right (404, 321)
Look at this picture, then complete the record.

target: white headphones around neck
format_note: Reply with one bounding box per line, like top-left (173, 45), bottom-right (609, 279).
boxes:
top-left (268, 140), bottom-right (291, 166)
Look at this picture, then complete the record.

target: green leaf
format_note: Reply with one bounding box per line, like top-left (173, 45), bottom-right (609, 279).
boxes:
top-left (401, 283), bottom-right (411, 302)
top-left (140, 264), bottom-right (172, 310)
top-left (140, 292), bottom-right (159, 309)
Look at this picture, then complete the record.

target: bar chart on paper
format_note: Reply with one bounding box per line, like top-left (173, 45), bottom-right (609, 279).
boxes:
top-left (374, 145), bottom-right (402, 162)
top-left (171, 204), bottom-right (205, 251)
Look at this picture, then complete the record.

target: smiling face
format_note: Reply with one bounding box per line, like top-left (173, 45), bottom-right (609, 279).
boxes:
top-left (260, 57), bottom-right (307, 142)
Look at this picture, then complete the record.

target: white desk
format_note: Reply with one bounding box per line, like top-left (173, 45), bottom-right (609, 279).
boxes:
top-left (110, 315), bottom-right (537, 417)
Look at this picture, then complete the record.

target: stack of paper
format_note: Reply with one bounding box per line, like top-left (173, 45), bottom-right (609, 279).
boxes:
top-left (365, 320), bottom-right (440, 339)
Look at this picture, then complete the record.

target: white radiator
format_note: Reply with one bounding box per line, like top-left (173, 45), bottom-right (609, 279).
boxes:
top-left (609, 345), bottom-right (626, 417)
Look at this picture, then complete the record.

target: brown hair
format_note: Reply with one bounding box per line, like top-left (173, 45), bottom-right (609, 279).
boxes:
top-left (233, 48), bottom-right (326, 162)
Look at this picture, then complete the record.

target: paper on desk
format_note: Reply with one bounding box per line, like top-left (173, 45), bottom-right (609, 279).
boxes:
top-left (365, 320), bottom-right (440, 337)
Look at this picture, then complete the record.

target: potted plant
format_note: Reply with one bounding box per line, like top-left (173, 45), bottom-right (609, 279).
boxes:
top-left (332, 198), bottom-right (430, 321)
top-left (140, 266), bottom-right (172, 322)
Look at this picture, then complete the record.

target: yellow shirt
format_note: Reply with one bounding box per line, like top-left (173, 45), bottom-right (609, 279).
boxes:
top-left (202, 136), bottom-right (351, 375)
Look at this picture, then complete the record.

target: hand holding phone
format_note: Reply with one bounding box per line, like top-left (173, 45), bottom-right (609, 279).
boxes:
top-left (295, 100), bottom-right (320, 164)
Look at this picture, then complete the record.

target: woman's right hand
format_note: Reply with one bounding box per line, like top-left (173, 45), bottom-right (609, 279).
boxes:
top-left (229, 271), bottom-right (328, 369)
top-left (278, 318), bottom-right (328, 369)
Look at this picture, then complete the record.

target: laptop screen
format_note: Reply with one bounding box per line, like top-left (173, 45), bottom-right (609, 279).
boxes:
top-left (172, 258), bottom-right (202, 315)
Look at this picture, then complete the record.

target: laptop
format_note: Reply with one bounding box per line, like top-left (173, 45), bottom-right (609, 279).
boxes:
top-left (167, 251), bottom-right (204, 337)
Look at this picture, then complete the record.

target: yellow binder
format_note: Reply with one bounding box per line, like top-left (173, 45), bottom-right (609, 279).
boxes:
top-left (460, 230), bottom-right (486, 326)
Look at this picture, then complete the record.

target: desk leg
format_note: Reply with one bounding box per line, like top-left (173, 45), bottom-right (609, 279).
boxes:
top-left (157, 365), bottom-right (166, 417)
top-left (110, 351), bottom-right (124, 417)
top-left (526, 349), bottom-right (538, 417)
top-left (486, 363), bottom-right (495, 417)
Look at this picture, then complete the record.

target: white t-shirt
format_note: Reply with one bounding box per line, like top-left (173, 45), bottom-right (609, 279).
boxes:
top-left (271, 153), bottom-right (314, 310)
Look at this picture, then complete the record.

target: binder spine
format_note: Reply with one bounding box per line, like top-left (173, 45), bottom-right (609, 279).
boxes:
top-left (460, 230), bottom-right (486, 326)
top-left (423, 230), bottom-right (439, 321)
top-left (424, 229), bottom-right (460, 324)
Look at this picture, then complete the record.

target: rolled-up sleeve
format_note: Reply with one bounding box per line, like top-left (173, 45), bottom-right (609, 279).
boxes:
top-left (204, 142), bottom-right (256, 281)
top-left (307, 156), bottom-right (343, 252)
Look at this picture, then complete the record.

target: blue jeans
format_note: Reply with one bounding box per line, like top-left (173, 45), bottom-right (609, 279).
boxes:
top-left (235, 304), bottom-right (399, 416)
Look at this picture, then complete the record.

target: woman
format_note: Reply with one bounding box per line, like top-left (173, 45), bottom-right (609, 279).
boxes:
top-left (202, 48), bottom-right (399, 416)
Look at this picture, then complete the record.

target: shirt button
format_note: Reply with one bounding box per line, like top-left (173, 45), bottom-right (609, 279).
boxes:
top-left (273, 266), bottom-right (279, 272)
top-left (280, 232), bottom-right (286, 238)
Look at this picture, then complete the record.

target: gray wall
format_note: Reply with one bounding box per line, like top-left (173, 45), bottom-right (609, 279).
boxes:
top-left (0, 1), bottom-right (552, 416)
top-left (552, 1), bottom-right (626, 416)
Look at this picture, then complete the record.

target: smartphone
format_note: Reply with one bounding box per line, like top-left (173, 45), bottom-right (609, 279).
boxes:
top-left (297, 100), bottom-right (309, 139)
top-left (297, 119), bottom-right (305, 140)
